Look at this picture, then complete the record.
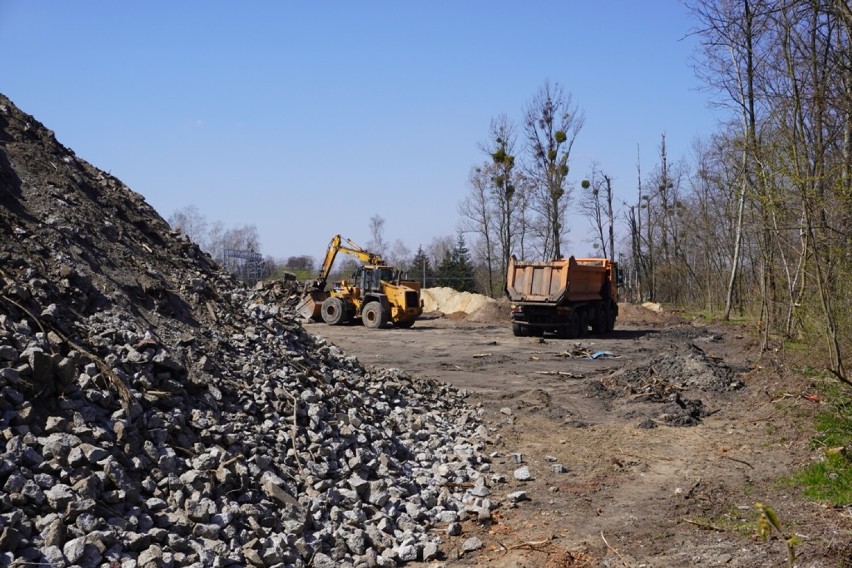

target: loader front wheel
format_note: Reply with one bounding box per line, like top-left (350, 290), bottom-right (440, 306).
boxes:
top-left (362, 301), bottom-right (388, 329)
top-left (321, 297), bottom-right (346, 325)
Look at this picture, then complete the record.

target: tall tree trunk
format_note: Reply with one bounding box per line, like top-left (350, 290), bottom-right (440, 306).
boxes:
top-left (724, 0), bottom-right (756, 322)
top-left (723, 171), bottom-right (747, 320)
top-left (605, 175), bottom-right (615, 261)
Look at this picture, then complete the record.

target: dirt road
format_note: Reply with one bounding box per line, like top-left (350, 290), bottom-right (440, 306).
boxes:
top-left (309, 306), bottom-right (851, 567)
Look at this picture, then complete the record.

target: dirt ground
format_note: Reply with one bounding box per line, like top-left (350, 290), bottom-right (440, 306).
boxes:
top-left (308, 303), bottom-right (852, 567)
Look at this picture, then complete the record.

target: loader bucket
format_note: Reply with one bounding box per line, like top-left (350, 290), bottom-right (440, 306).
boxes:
top-left (296, 290), bottom-right (328, 322)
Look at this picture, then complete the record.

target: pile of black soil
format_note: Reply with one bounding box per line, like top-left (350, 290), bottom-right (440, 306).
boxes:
top-left (587, 343), bottom-right (744, 427)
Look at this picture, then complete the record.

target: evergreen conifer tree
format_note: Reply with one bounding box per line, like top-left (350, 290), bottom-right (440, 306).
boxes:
top-left (411, 245), bottom-right (433, 287)
top-left (436, 234), bottom-right (476, 292)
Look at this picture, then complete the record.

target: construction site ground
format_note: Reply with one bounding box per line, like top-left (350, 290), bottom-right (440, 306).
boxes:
top-left (309, 303), bottom-right (851, 567)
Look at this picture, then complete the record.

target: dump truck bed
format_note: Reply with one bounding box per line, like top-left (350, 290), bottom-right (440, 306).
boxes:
top-left (506, 256), bottom-right (612, 305)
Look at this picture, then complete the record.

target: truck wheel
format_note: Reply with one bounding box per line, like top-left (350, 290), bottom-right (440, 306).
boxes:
top-left (606, 302), bottom-right (617, 332)
top-left (512, 323), bottom-right (528, 337)
top-left (321, 297), bottom-right (346, 325)
top-left (592, 306), bottom-right (607, 334)
top-left (578, 310), bottom-right (589, 338)
top-left (567, 312), bottom-right (581, 339)
top-left (362, 301), bottom-right (388, 329)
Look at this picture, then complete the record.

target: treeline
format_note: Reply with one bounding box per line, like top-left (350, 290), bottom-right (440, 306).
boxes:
top-left (455, 2), bottom-right (849, 379)
top-left (457, 81), bottom-right (587, 297)
top-left (167, 205), bottom-right (272, 282)
top-left (409, 235), bottom-right (477, 292)
top-left (303, 230), bottom-right (479, 293)
top-left (678, 0), bottom-right (849, 380)
top-left (168, 207), bottom-right (480, 292)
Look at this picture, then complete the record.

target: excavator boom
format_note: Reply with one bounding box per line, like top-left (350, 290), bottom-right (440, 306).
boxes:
top-left (308, 235), bottom-right (383, 291)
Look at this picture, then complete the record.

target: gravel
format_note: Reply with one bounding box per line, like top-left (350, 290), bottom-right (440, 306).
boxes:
top-left (0, 93), bottom-right (498, 566)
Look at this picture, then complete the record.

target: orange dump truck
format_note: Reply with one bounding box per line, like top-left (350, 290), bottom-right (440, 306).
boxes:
top-left (505, 255), bottom-right (619, 338)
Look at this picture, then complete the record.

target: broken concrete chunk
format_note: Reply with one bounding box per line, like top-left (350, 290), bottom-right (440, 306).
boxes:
top-left (462, 536), bottom-right (483, 552)
top-left (513, 466), bottom-right (534, 481)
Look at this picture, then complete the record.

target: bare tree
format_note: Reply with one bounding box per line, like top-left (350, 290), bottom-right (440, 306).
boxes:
top-left (387, 239), bottom-right (412, 272)
top-left (580, 163), bottom-right (615, 260)
top-left (839, 0), bottom-right (852, 228)
top-left (685, 0), bottom-right (770, 321)
top-left (220, 224), bottom-right (260, 253)
top-left (460, 114), bottom-right (527, 293)
top-left (459, 165), bottom-right (496, 296)
top-left (685, 0), bottom-right (850, 380)
top-left (427, 235), bottom-right (454, 278)
top-left (286, 255), bottom-right (316, 272)
top-left (523, 81), bottom-right (585, 259)
top-left (168, 205), bottom-right (209, 247)
top-left (206, 220), bottom-right (226, 262)
top-left (772, 1), bottom-right (848, 379)
top-left (629, 145), bottom-right (650, 301)
top-left (367, 215), bottom-right (387, 257)
top-left (264, 255), bottom-right (280, 273)
top-left (513, 173), bottom-right (533, 260)
top-left (484, 115), bottom-right (522, 284)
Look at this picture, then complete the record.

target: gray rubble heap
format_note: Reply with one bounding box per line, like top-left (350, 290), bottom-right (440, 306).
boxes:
top-left (0, 94), bottom-right (492, 566)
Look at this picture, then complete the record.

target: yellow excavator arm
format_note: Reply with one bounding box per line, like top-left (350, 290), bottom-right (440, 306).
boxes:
top-left (308, 234), bottom-right (383, 291)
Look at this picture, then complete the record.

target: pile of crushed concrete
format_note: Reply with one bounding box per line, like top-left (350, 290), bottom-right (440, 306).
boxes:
top-left (0, 94), bottom-right (496, 567)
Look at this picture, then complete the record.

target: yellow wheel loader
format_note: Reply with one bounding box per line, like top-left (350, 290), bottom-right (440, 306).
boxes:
top-left (295, 235), bottom-right (422, 329)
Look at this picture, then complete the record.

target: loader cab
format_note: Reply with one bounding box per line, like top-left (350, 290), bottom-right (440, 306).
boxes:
top-left (353, 265), bottom-right (396, 293)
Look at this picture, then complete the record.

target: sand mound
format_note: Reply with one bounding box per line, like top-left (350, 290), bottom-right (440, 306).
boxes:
top-left (467, 297), bottom-right (510, 323)
top-left (618, 302), bottom-right (685, 326)
top-left (421, 287), bottom-right (494, 314)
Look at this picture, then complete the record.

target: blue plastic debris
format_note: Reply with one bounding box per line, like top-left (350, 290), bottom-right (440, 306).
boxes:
top-left (590, 351), bottom-right (614, 360)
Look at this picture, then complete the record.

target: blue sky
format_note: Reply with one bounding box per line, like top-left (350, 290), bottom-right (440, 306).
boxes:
top-left (1, 1), bottom-right (718, 260)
